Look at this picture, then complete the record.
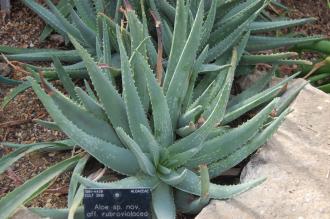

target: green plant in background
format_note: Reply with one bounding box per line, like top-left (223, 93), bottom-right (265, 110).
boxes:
top-left (0, 0), bottom-right (315, 218)
top-left (0, 0), bottom-right (10, 15)
top-left (293, 40), bottom-right (330, 93)
top-left (0, 0), bottom-right (323, 109)
top-left (305, 56), bottom-right (330, 93)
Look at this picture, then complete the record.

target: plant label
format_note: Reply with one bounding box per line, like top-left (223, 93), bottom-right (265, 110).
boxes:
top-left (83, 188), bottom-right (152, 219)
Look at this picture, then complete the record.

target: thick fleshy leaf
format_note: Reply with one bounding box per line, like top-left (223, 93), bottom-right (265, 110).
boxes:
top-left (29, 78), bottom-right (139, 176)
top-left (187, 98), bottom-right (278, 168)
top-left (140, 125), bottom-right (161, 166)
top-left (182, 45), bottom-right (210, 111)
top-left (77, 175), bottom-right (159, 190)
top-left (22, 0), bottom-right (68, 38)
top-left (228, 67), bottom-right (274, 107)
top-left (275, 81), bottom-right (308, 115)
top-left (53, 57), bottom-right (78, 101)
top-left (159, 168), bottom-right (188, 185)
top-left (167, 49), bottom-right (237, 156)
top-left (199, 0), bottom-right (217, 50)
top-left (223, 72), bottom-right (300, 124)
top-left (70, 9), bottom-right (97, 49)
top-left (75, 87), bottom-right (108, 121)
top-left (117, 28), bottom-right (151, 149)
top-left (72, 0), bottom-right (96, 29)
top-left (31, 207), bottom-right (84, 219)
top-left (209, 108), bottom-right (290, 177)
top-left (116, 127), bottom-right (156, 176)
top-left (163, 0), bottom-right (189, 92)
top-left (67, 155), bottom-right (89, 208)
top-left (166, 0), bottom-right (204, 127)
top-left (5, 50), bottom-right (80, 62)
top-left (138, 52), bottom-right (174, 146)
top-left (175, 165), bottom-right (210, 214)
top-left (69, 35), bottom-right (130, 133)
top-left (152, 183), bottom-right (176, 219)
top-left (1, 81), bottom-right (31, 109)
top-left (170, 169), bottom-right (266, 199)
top-left (47, 81), bottom-right (122, 146)
top-left (0, 156), bottom-right (80, 219)
top-left (1, 140), bottom-right (73, 150)
top-left (247, 35), bottom-right (324, 51)
top-left (0, 143), bottom-right (63, 175)
top-left (250, 18), bottom-right (316, 33)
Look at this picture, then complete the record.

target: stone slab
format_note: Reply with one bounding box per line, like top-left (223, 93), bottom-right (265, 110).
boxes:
top-left (196, 81), bottom-right (330, 219)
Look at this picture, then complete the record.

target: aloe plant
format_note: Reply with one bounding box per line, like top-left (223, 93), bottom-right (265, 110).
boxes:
top-left (0, 1), bottom-right (307, 218)
top-left (290, 39), bottom-right (330, 93)
top-left (0, 0), bottom-right (322, 81)
top-left (302, 55), bottom-right (330, 93)
top-left (0, 0), bottom-right (322, 111)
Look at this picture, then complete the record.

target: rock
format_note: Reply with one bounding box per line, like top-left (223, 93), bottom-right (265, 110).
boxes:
top-left (196, 81), bottom-right (330, 219)
top-left (0, 62), bottom-right (12, 77)
top-left (49, 34), bottom-right (65, 44)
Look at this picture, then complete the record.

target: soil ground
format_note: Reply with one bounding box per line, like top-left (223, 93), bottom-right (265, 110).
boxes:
top-left (281, 0), bottom-right (330, 37)
top-left (0, 0), bottom-right (329, 217)
top-left (0, 0), bottom-right (71, 209)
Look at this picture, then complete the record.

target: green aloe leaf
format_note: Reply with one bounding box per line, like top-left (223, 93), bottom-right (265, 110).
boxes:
top-left (247, 35), bottom-right (324, 51)
top-left (170, 169), bottom-right (265, 199)
top-left (69, 35), bottom-right (130, 134)
top-left (187, 98), bottom-right (278, 168)
top-left (275, 81), bottom-right (308, 115)
top-left (47, 81), bottom-right (122, 146)
top-left (175, 165), bottom-right (210, 214)
top-left (210, 0), bottom-right (265, 45)
top-left (39, 0), bottom-right (71, 41)
top-left (140, 125), bottom-right (161, 166)
top-left (228, 67), bottom-right (274, 107)
top-left (67, 155), bottom-right (89, 208)
top-left (0, 75), bottom-right (22, 85)
top-left (116, 127), bottom-right (156, 176)
top-left (139, 52), bottom-right (174, 146)
top-left (53, 57), bottom-right (79, 101)
top-left (30, 207), bottom-right (84, 219)
top-left (240, 52), bottom-right (298, 65)
top-left (44, 0), bottom-right (88, 45)
top-left (117, 28), bottom-right (151, 149)
top-left (29, 77), bottom-right (139, 176)
top-left (166, 0), bottom-right (204, 127)
top-left (199, 0), bottom-right (216, 50)
top-left (209, 109), bottom-right (290, 177)
top-left (0, 143), bottom-right (60, 175)
top-left (0, 155), bottom-right (80, 219)
top-left (152, 183), bottom-right (176, 219)
top-left (70, 9), bottom-right (97, 49)
top-left (75, 87), bottom-right (108, 121)
top-left (77, 174), bottom-right (159, 190)
top-left (72, 0), bottom-right (96, 29)
top-left (5, 50), bottom-right (80, 62)
top-left (167, 49), bottom-right (236, 156)
top-left (22, 0), bottom-right (68, 37)
top-left (1, 140), bottom-right (74, 150)
top-left (159, 168), bottom-right (188, 185)
top-left (223, 71), bottom-right (301, 124)
top-left (182, 45), bottom-right (210, 111)
top-left (250, 18), bottom-right (316, 33)
top-left (163, 0), bottom-right (189, 92)
top-left (34, 119), bottom-right (60, 131)
top-left (1, 81), bottom-right (31, 109)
